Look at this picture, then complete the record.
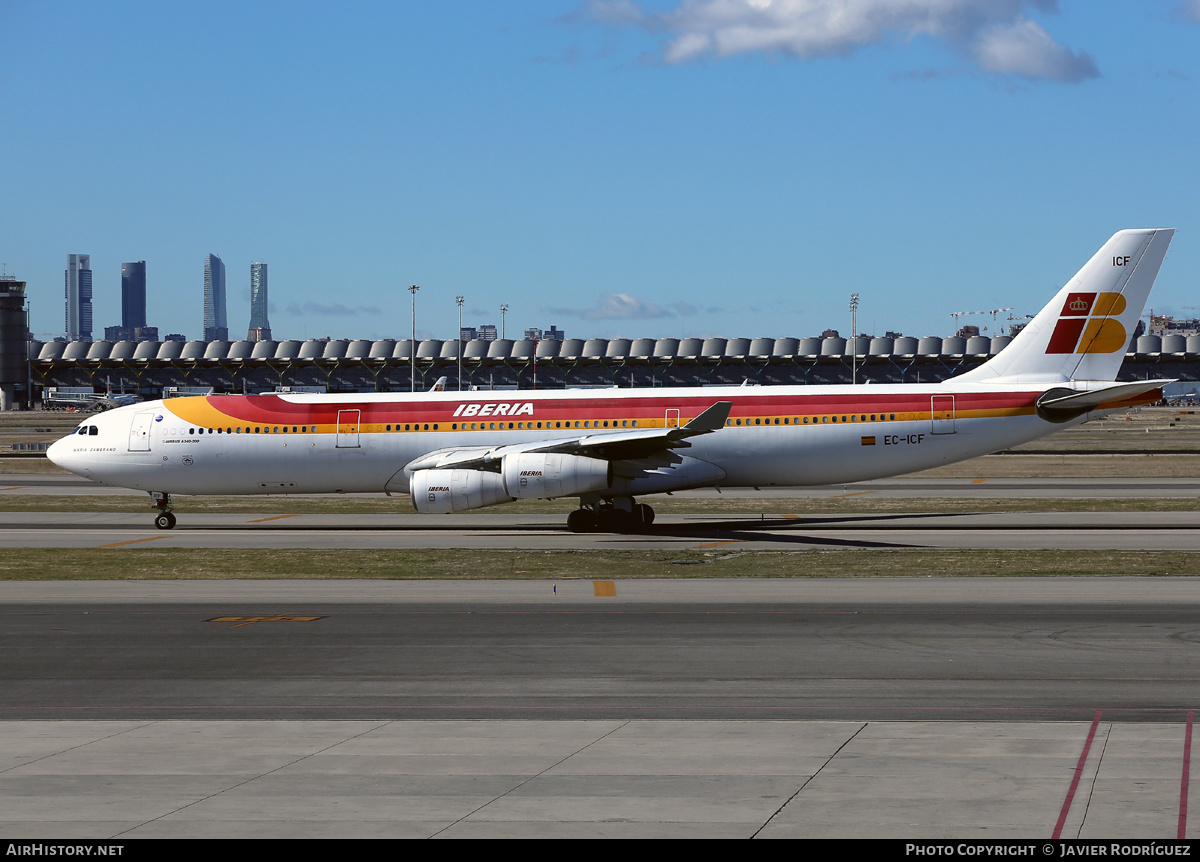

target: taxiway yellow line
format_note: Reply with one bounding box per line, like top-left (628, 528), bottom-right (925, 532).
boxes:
top-left (97, 536), bottom-right (169, 549)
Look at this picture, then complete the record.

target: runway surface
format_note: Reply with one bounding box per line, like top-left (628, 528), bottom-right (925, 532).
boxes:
top-left (4, 579), bottom-right (1200, 838)
top-left (4, 578), bottom-right (1200, 722)
top-left (4, 509), bottom-right (1200, 550)
top-left (4, 474), bottom-right (1200, 551)
top-left (6, 471), bottom-right (1200, 837)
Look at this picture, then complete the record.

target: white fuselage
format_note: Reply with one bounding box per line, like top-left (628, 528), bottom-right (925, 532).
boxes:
top-left (47, 381), bottom-right (1092, 501)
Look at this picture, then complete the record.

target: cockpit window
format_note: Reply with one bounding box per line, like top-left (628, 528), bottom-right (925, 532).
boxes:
top-left (88, 426), bottom-right (98, 435)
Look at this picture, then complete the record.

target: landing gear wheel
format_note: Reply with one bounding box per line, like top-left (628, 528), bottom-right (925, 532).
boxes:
top-left (154, 512), bottom-right (177, 530)
top-left (567, 509), bottom-right (597, 533)
top-left (635, 503), bottom-right (655, 528)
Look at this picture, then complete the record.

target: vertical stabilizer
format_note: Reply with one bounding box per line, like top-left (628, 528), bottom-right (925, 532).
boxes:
top-left (956, 229), bottom-right (1174, 384)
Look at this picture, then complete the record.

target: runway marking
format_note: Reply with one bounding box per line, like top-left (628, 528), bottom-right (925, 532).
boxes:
top-left (1181, 710), bottom-right (1194, 839)
top-left (592, 581), bottom-right (617, 597)
top-left (246, 514), bottom-right (301, 523)
top-left (972, 478), bottom-right (988, 484)
top-left (97, 536), bottom-right (169, 548)
top-left (1053, 709), bottom-right (1102, 839)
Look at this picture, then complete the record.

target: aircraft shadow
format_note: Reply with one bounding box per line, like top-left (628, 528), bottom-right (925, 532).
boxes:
top-left (202, 510), bottom-right (964, 548)
top-left (620, 511), bottom-right (973, 548)
top-left (85, 509), bottom-right (984, 549)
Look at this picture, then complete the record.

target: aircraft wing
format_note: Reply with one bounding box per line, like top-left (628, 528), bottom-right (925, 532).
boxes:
top-left (404, 400), bottom-right (732, 473)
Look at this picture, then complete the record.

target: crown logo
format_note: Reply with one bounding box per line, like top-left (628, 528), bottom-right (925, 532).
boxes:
top-left (1069, 297), bottom-right (1090, 312)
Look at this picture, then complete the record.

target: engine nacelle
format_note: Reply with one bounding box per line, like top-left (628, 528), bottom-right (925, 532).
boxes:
top-left (410, 468), bottom-right (512, 514)
top-left (501, 453), bottom-right (612, 499)
top-left (410, 454), bottom-right (613, 513)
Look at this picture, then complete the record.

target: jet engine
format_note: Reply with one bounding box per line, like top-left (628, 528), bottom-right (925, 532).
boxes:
top-left (410, 469), bottom-right (511, 514)
top-left (500, 453), bottom-right (612, 499)
top-left (410, 453), bottom-right (612, 513)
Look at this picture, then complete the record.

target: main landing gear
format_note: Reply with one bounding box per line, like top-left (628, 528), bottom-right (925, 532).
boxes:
top-left (567, 498), bottom-right (655, 533)
top-left (150, 491), bottom-right (176, 530)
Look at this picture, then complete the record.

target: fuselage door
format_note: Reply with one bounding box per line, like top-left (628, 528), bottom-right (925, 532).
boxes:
top-left (665, 408), bottom-right (680, 429)
top-left (336, 409), bottom-right (361, 448)
top-left (128, 411), bottom-right (155, 451)
top-left (931, 395), bottom-right (956, 435)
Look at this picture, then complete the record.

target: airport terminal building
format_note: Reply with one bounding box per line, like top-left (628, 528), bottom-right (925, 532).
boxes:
top-left (21, 331), bottom-right (1200, 404)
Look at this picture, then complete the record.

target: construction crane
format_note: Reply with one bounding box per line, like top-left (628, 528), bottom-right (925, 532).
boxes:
top-left (950, 307), bottom-right (1014, 336)
top-left (949, 307), bottom-right (1014, 321)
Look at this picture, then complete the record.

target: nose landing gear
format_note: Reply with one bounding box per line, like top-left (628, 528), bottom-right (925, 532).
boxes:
top-left (150, 491), bottom-right (176, 530)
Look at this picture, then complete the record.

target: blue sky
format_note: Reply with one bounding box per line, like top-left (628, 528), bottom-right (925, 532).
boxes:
top-left (3, 0), bottom-right (1198, 344)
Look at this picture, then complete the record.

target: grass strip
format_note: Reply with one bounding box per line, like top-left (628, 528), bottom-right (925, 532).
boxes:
top-left (3, 548), bottom-right (1200, 581)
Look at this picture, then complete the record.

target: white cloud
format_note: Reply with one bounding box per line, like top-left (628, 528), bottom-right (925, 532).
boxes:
top-left (972, 18), bottom-right (1096, 81)
top-left (550, 292), bottom-right (675, 319)
top-left (586, 0), bottom-right (1100, 82)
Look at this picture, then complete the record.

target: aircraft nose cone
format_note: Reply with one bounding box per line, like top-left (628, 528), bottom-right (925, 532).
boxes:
top-left (46, 435), bottom-right (85, 476)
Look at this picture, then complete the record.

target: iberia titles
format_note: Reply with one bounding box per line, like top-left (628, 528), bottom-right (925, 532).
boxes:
top-left (452, 402), bottom-right (535, 418)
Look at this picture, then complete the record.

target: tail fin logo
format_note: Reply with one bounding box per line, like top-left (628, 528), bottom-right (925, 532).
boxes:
top-left (1045, 292), bottom-right (1128, 355)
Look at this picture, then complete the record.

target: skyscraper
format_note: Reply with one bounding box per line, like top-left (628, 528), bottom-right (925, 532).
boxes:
top-left (0, 274), bottom-right (29, 409)
top-left (64, 254), bottom-right (93, 341)
top-left (248, 262), bottom-right (271, 341)
top-left (121, 261), bottom-right (147, 332)
top-left (203, 254), bottom-right (228, 341)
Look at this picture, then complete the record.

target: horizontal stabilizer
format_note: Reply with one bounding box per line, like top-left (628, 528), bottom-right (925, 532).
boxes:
top-left (1036, 380), bottom-right (1171, 422)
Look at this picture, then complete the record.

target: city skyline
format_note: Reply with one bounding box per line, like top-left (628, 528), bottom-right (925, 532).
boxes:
top-left (23, 244), bottom-right (1200, 346)
top-left (5, 3), bottom-right (1200, 345)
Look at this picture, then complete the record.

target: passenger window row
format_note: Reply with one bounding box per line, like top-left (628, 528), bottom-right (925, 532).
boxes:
top-left (727, 413), bottom-right (900, 426)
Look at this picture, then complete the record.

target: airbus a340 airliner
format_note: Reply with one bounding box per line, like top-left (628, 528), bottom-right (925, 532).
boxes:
top-left (48, 229), bottom-right (1175, 532)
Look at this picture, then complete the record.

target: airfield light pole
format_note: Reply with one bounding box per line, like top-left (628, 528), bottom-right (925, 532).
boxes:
top-left (500, 304), bottom-right (509, 340)
top-left (850, 292), bottom-right (860, 385)
top-left (456, 295), bottom-right (464, 391)
top-left (409, 284), bottom-right (420, 392)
